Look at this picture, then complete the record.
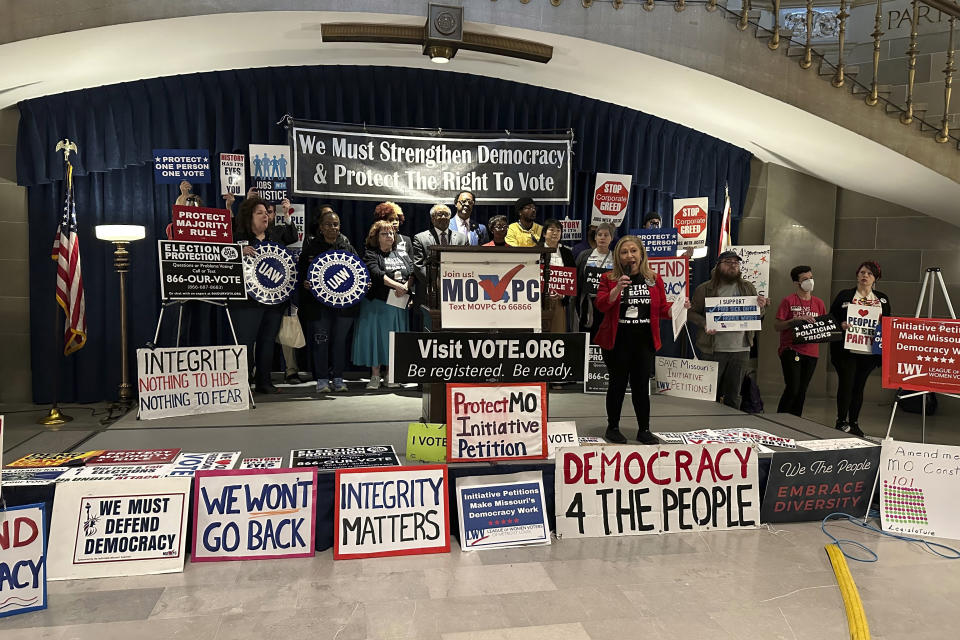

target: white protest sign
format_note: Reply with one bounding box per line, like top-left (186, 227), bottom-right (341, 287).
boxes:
top-left (799, 438), bottom-right (876, 451)
top-left (47, 478), bottom-right (190, 580)
top-left (2, 467), bottom-right (71, 485)
top-left (0, 504), bottom-right (47, 617)
top-left (654, 357), bottom-right (718, 402)
top-left (561, 217), bottom-right (582, 242)
top-left (556, 444), bottom-right (759, 538)
top-left (457, 472), bottom-right (550, 551)
top-left (673, 197), bottom-right (708, 250)
top-left (166, 452), bottom-right (240, 477)
top-left (249, 144), bottom-right (289, 201)
top-left (705, 296), bottom-right (762, 331)
top-left (219, 153), bottom-right (245, 196)
top-left (881, 440), bottom-right (960, 540)
top-left (239, 457), bottom-right (284, 469)
top-left (844, 303), bottom-right (881, 353)
top-left (137, 346), bottom-right (249, 420)
top-left (57, 464), bottom-right (174, 482)
top-left (192, 468), bottom-right (317, 562)
top-left (440, 252), bottom-right (542, 331)
top-left (546, 421), bottom-right (579, 459)
top-left (729, 246), bottom-right (771, 297)
top-left (335, 465), bottom-right (449, 559)
top-left (649, 256), bottom-right (690, 303)
top-left (287, 203), bottom-right (305, 249)
top-left (447, 383), bottom-right (547, 462)
top-left (590, 173), bottom-right (632, 227)
top-left (671, 294), bottom-right (687, 341)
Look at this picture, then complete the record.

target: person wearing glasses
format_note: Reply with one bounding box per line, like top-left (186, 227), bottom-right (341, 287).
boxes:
top-left (412, 204), bottom-right (467, 327)
top-left (449, 191), bottom-right (489, 246)
top-left (506, 197), bottom-right (542, 247)
top-left (688, 251), bottom-right (769, 408)
top-left (373, 201), bottom-right (413, 257)
top-left (642, 211), bottom-right (662, 229)
top-left (773, 265), bottom-right (826, 417)
top-left (352, 220), bottom-right (416, 390)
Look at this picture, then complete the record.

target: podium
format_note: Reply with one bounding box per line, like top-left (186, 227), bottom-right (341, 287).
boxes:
top-left (419, 245), bottom-right (558, 423)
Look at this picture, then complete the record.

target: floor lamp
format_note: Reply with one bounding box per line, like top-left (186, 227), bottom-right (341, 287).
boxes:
top-left (95, 224), bottom-right (146, 408)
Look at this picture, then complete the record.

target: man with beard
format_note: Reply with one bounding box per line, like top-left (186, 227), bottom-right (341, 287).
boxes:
top-left (505, 197), bottom-right (542, 247)
top-left (688, 251), bottom-right (769, 408)
top-left (449, 191), bottom-right (490, 246)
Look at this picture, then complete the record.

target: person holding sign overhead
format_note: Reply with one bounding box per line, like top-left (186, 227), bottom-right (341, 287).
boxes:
top-left (505, 197), bottom-right (542, 247)
top-left (595, 235), bottom-right (687, 444)
top-left (829, 261), bottom-right (891, 436)
top-left (575, 222), bottom-right (616, 339)
top-left (773, 265), bottom-right (826, 416)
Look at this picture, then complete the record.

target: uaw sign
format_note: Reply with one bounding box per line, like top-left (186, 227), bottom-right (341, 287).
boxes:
top-left (440, 253), bottom-right (542, 330)
top-left (290, 120), bottom-right (572, 204)
top-left (243, 242), bottom-right (298, 305)
top-left (307, 250), bottom-right (370, 309)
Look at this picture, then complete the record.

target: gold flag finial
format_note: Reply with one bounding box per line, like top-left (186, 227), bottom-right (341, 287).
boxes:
top-left (55, 139), bottom-right (78, 162)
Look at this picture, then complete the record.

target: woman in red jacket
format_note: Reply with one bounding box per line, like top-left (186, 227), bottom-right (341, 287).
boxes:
top-left (595, 235), bottom-right (684, 444)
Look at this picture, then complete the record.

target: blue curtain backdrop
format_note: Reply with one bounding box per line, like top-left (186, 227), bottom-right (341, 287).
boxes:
top-left (18, 65), bottom-right (751, 403)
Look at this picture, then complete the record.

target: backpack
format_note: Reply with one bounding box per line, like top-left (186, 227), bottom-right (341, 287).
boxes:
top-left (740, 372), bottom-right (764, 414)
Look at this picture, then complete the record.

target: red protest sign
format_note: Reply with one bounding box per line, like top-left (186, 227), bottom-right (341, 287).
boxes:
top-left (86, 449), bottom-right (182, 465)
top-left (674, 205), bottom-right (707, 239)
top-left (881, 317), bottom-right (960, 393)
top-left (590, 173), bottom-right (632, 226)
top-left (541, 265), bottom-right (578, 296)
top-left (172, 206), bottom-right (233, 243)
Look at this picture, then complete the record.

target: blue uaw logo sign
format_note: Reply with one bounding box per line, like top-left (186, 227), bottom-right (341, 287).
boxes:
top-left (307, 250), bottom-right (370, 308)
top-left (243, 242), bottom-right (298, 304)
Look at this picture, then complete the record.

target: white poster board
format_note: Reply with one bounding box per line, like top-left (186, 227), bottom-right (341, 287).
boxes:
top-left (456, 472), bottom-right (550, 551)
top-left (590, 173), bottom-right (632, 227)
top-left (844, 303), bottom-right (881, 353)
top-left (239, 457), bottom-right (284, 469)
top-left (47, 477), bottom-right (191, 580)
top-left (546, 421), bottom-right (579, 459)
top-left (0, 503), bottom-right (47, 617)
top-left (287, 203), bottom-right (306, 249)
top-left (219, 153), bottom-right (245, 196)
top-left (880, 439), bottom-right (960, 540)
top-left (137, 346), bottom-right (249, 420)
top-left (555, 444), bottom-right (760, 538)
top-left (654, 357), bottom-right (719, 402)
top-left (672, 197), bottom-right (709, 250)
top-left (166, 452), bottom-right (240, 477)
top-left (447, 383), bottom-right (548, 462)
top-left (705, 296), bottom-right (762, 331)
top-left (439, 252), bottom-right (542, 330)
top-left (728, 245), bottom-right (771, 297)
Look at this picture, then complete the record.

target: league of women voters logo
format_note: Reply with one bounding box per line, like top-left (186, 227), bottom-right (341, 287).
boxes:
top-left (242, 242), bottom-right (298, 305)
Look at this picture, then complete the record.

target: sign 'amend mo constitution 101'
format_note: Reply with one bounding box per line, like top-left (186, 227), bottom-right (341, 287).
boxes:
top-left (290, 120), bottom-right (572, 204)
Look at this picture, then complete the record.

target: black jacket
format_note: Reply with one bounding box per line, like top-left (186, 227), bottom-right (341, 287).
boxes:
top-left (542, 245), bottom-right (577, 307)
top-left (829, 287), bottom-right (891, 363)
top-left (297, 234), bottom-right (361, 320)
top-left (364, 247), bottom-right (416, 303)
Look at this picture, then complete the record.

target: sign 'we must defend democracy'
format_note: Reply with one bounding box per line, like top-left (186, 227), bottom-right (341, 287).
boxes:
top-left (290, 120), bottom-right (572, 204)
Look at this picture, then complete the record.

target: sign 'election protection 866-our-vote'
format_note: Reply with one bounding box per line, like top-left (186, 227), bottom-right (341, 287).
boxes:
top-left (158, 240), bottom-right (246, 300)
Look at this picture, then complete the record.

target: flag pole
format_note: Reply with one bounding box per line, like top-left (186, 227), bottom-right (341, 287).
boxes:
top-left (37, 139), bottom-right (79, 427)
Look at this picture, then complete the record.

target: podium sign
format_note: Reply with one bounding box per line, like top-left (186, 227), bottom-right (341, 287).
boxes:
top-left (439, 251), bottom-right (542, 330)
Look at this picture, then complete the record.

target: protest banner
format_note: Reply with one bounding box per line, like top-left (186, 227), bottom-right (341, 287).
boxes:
top-left (7, 451), bottom-right (104, 468)
top-left (286, 203), bottom-right (306, 249)
top-left (171, 206), bottom-right (233, 243)
top-left (584, 344), bottom-right (611, 394)
top-left (158, 240), bottom-right (245, 300)
top-left (239, 457), bottom-right (283, 469)
top-left (0, 504), bottom-right (47, 617)
top-left (582, 263), bottom-right (612, 298)
top-left (579, 436), bottom-right (607, 444)
top-left (57, 464), bottom-right (174, 482)
top-left (880, 440), bottom-right (960, 539)
top-left (307, 250), bottom-right (370, 309)
top-left (136, 346), bottom-right (249, 420)
top-left (290, 120), bottom-right (572, 204)
top-left (290, 446), bottom-right (400, 470)
top-left (546, 421), bottom-right (579, 459)
top-left (649, 256), bottom-right (690, 303)
top-left (2, 467), bottom-right (71, 485)
top-left (664, 428), bottom-right (794, 449)
top-left (406, 423), bottom-right (447, 463)
top-left (47, 477), bottom-right (190, 579)
top-left (561, 218), bottom-right (582, 242)
top-left (761, 447), bottom-right (880, 523)
top-left (672, 197), bottom-right (708, 250)
top-left (728, 246), bottom-right (771, 297)
top-left (844, 303), bottom-right (881, 353)
top-left (632, 229), bottom-right (679, 257)
top-left (798, 438), bottom-right (876, 451)
top-left (243, 242), bottom-right (298, 305)
top-left (249, 144), bottom-right (289, 201)
top-left (793, 315), bottom-right (843, 345)
top-left (219, 152), bottom-right (245, 196)
top-left (544, 265), bottom-right (577, 296)
top-left (153, 149), bottom-right (210, 184)
top-left (166, 452), bottom-right (240, 477)
top-left (440, 253), bottom-right (542, 330)
top-left (556, 444), bottom-right (760, 538)
top-left (447, 383), bottom-right (548, 462)
top-left (193, 468), bottom-right (317, 561)
top-left (881, 317), bottom-right (960, 393)
top-left (590, 173), bottom-right (632, 227)
top-left (389, 331), bottom-right (586, 384)
top-left (457, 472), bottom-right (550, 551)
top-left (334, 465), bottom-right (449, 559)
top-left (654, 357), bottom-right (718, 402)
top-left (705, 296), bottom-right (762, 331)
top-left (86, 449), bottom-right (181, 466)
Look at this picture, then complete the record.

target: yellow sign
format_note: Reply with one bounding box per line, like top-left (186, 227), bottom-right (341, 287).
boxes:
top-left (7, 450), bottom-right (105, 468)
top-left (406, 423), bottom-right (447, 463)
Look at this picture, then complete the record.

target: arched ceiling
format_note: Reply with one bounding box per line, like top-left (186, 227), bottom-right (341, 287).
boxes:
top-left (2, 10), bottom-right (959, 223)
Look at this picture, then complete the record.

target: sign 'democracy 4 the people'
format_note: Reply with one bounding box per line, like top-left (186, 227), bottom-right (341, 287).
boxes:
top-left (881, 317), bottom-right (960, 393)
top-left (440, 252), bottom-right (542, 330)
top-left (447, 383), bottom-right (548, 462)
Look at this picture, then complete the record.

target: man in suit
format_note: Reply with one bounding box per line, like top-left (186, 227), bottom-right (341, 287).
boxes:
top-left (449, 191), bottom-right (490, 246)
top-left (412, 204), bottom-right (468, 326)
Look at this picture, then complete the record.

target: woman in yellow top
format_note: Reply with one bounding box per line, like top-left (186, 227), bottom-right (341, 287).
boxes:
top-left (505, 197), bottom-right (542, 247)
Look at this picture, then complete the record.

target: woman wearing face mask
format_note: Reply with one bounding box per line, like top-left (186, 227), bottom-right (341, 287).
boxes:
top-left (575, 222), bottom-right (616, 338)
top-left (773, 266), bottom-right (826, 416)
top-left (829, 261), bottom-right (891, 436)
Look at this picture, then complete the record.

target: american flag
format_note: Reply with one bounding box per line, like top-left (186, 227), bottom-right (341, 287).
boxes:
top-left (51, 161), bottom-right (87, 355)
top-left (718, 182), bottom-right (732, 255)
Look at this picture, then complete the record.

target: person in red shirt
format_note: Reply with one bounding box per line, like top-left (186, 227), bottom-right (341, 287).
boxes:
top-left (773, 265), bottom-right (827, 416)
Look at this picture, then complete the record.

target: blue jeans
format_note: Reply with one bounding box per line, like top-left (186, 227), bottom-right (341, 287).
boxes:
top-left (310, 309), bottom-right (355, 380)
top-left (231, 304), bottom-right (284, 387)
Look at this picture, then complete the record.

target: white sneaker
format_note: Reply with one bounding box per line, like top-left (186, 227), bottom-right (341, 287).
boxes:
top-left (384, 380), bottom-right (402, 389)
top-left (366, 375), bottom-right (382, 390)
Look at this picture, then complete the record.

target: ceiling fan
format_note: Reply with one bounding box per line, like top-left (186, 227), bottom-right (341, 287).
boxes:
top-left (320, 3), bottom-right (553, 65)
